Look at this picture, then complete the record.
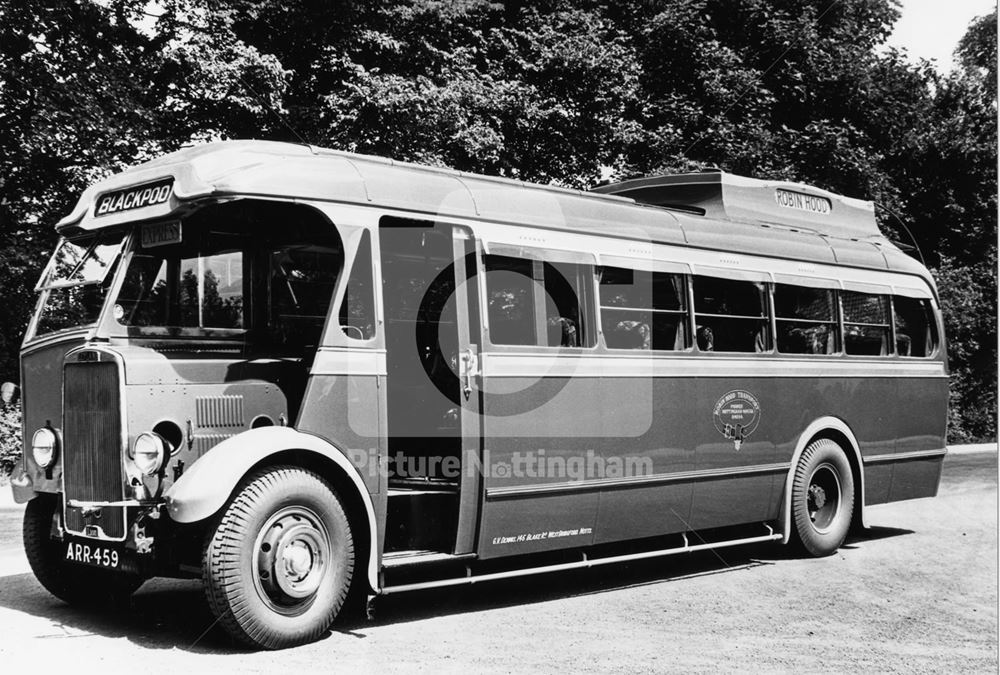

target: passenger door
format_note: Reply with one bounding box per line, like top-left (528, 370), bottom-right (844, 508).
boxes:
top-left (451, 228), bottom-right (483, 554)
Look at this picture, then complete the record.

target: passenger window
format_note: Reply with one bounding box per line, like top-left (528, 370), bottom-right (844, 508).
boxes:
top-left (774, 284), bottom-right (837, 355)
top-left (542, 262), bottom-right (593, 348)
top-left (599, 267), bottom-right (687, 350)
top-left (893, 296), bottom-right (936, 357)
top-left (842, 292), bottom-right (891, 356)
top-left (692, 276), bottom-right (768, 353)
top-left (485, 255), bottom-right (593, 347)
top-left (485, 255), bottom-right (537, 345)
top-left (338, 231), bottom-right (376, 340)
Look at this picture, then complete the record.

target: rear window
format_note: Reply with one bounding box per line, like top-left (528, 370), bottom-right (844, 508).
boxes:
top-left (893, 296), bottom-right (936, 357)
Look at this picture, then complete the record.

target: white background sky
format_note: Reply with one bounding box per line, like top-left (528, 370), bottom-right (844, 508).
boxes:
top-left (886, 0), bottom-right (997, 70)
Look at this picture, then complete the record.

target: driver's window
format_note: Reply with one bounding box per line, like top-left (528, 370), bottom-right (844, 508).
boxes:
top-left (268, 245), bottom-right (340, 348)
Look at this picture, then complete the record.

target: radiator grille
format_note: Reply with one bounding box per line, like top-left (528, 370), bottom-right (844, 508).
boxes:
top-left (63, 361), bottom-right (126, 539)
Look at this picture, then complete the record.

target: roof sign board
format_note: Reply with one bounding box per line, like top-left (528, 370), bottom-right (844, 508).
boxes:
top-left (774, 188), bottom-right (831, 215)
top-left (95, 178), bottom-right (173, 217)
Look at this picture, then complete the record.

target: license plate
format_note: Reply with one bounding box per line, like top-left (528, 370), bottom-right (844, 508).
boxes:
top-left (65, 541), bottom-right (121, 570)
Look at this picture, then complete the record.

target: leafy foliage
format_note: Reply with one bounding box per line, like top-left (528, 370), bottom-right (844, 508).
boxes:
top-left (0, 0), bottom-right (995, 443)
top-left (0, 402), bottom-right (21, 477)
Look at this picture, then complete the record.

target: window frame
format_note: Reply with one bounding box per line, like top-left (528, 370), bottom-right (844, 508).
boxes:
top-left (772, 282), bottom-right (841, 356)
top-left (690, 271), bottom-right (773, 354)
top-left (481, 247), bottom-right (597, 351)
top-left (840, 289), bottom-right (893, 357)
top-left (890, 294), bottom-right (938, 359)
top-left (597, 265), bottom-right (691, 352)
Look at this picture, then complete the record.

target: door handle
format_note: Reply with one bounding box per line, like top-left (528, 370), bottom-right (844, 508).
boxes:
top-left (461, 347), bottom-right (478, 401)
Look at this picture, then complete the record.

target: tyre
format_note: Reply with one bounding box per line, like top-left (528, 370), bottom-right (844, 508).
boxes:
top-left (202, 466), bottom-right (355, 650)
top-left (791, 438), bottom-right (855, 557)
top-left (23, 493), bottom-right (143, 606)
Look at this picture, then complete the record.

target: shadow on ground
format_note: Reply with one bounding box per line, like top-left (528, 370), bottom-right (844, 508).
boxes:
top-left (0, 523), bottom-right (912, 653)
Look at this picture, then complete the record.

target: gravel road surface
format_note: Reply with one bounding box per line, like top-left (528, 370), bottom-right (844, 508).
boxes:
top-left (0, 448), bottom-right (995, 673)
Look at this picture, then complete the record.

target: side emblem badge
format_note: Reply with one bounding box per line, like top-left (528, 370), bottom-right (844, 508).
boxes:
top-left (713, 390), bottom-right (761, 451)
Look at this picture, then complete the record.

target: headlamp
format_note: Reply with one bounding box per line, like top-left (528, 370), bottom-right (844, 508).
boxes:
top-left (31, 428), bottom-right (58, 469)
top-left (132, 432), bottom-right (168, 476)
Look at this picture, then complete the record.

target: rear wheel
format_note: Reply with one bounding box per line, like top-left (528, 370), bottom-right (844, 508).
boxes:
top-left (23, 493), bottom-right (142, 605)
top-left (202, 466), bottom-right (355, 650)
top-left (791, 439), bottom-right (855, 557)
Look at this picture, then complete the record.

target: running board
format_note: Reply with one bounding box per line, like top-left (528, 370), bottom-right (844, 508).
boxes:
top-left (382, 550), bottom-right (477, 568)
top-left (381, 525), bottom-right (781, 595)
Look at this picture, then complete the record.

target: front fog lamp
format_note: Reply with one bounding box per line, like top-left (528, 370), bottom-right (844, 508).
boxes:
top-left (131, 432), bottom-right (168, 476)
top-left (31, 428), bottom-right (58, 468)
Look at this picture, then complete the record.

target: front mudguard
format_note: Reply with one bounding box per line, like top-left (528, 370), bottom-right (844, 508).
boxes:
top-left (163, 426), bottom-right (379, 592)
top-left (9, 470), bottom-right (37, 503)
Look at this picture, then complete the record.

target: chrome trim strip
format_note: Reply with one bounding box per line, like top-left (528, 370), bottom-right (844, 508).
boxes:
top-left (67, 499), bottom-right (146, 509)
top-left (486, 462), bottom-right (790, 500)
top-left (863, 448), bottom-right (948, 465)
top-left (479, 352), bottom-right (947, 379)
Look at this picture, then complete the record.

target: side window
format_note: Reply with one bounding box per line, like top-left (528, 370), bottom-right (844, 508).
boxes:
top-left (599, 267), bottom-right (687, 350)
top-left (542, 262), bottom-right (593, 348)
top-left (485, 255), bottom-right (537, 345)
top-left (485, 254), bottom-right (594, 347)
top-left (893, 296), bottom-right (936, 357)
top-left (269, 245), bottom-right (340, 348)
top-left (338, 231), bottom-right (376, 340)
top-left (774, 284), bottom-right (837, 355)
top-left (692, 276), bottom-right (768, 353)
top-left (842, 291), bottom-right (891, 356)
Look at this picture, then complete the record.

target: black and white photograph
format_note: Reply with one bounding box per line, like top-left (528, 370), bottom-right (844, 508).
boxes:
top-left (0, 0), bottom-right (996, 671)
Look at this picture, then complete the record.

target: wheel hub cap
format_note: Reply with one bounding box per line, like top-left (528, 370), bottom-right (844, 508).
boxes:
top-left (806, 463), bottom-right (842, 534)
top-left (283, 540), bottom-right (314, 579)
top-left (808, 484), bottom-right (827, 510)
top-left (253, 506), bottom-right (332, 613)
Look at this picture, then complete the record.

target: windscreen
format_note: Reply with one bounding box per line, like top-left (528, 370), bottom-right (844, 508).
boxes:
top-left (112, 202), bottom-right (344, 350)
top-left (33, 232), bottom-right (125, 337)
top-left (115, 235), bottom-right (246, 330)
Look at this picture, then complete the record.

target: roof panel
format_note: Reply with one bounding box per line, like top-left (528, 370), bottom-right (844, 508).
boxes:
top-left (53, 140), bottom-right (930, 286)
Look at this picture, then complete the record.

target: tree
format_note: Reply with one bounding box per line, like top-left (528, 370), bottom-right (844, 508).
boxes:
top-left (0, 0), bottom-right (285, 377)
top-left (0, 0), bottom-right (994, 447)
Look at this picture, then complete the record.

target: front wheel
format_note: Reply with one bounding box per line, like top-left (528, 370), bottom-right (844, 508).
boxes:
top-left (791, 438), bottom-right (855, 557)
top-left (202, 466), bottom-right (355, 650)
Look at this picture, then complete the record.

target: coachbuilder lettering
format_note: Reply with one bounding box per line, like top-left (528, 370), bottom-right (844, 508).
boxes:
top-left (95, 179), bottom-right (173, 216)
